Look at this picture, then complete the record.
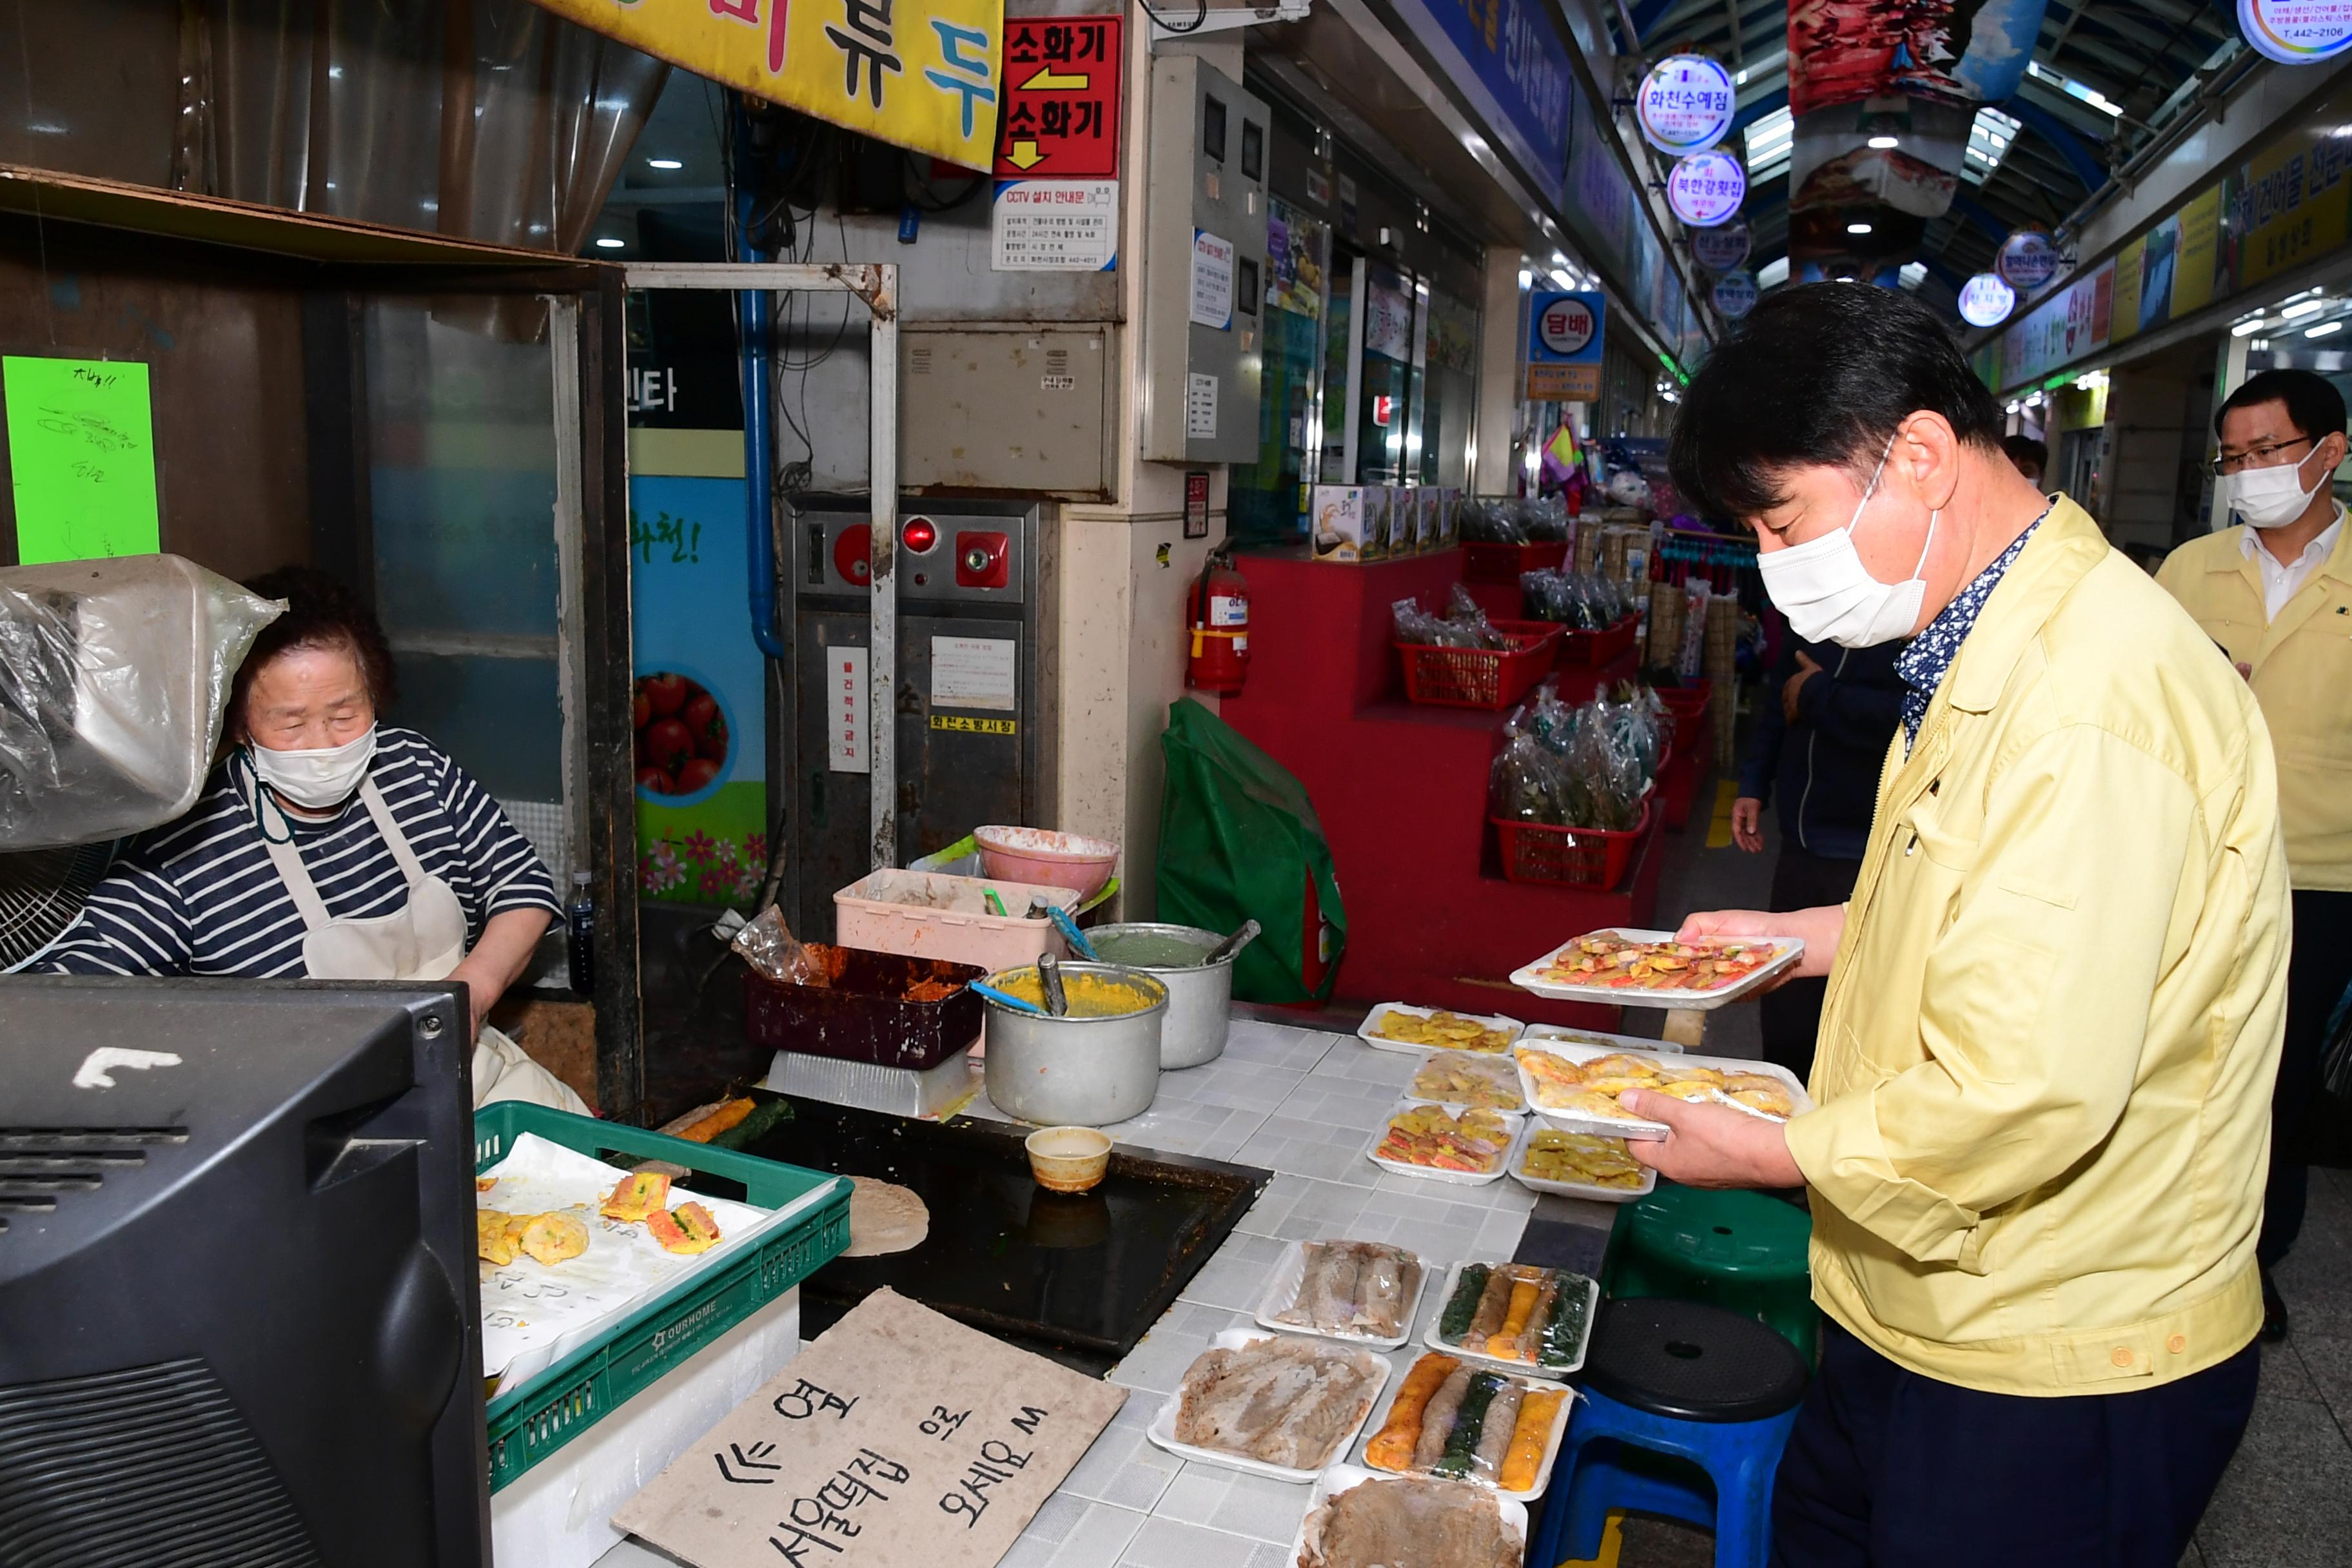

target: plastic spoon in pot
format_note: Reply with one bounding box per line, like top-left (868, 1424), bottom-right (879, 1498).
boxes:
top-left (1206, 919), bottom-right (1262, 965)
top-left (1044, 905), bottom-right (1100, 961)
top-left (971, 979), bottom-right (1048, 1017)
top-left (1037, 953), bottom-right (1070, 1016)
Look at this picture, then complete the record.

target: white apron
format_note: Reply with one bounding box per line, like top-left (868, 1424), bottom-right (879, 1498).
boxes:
top-left (260, 779), bottom-right (588, 1114)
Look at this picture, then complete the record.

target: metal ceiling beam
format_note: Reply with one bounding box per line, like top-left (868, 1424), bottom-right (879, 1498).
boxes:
top-left (1730, 87), bottom-right (1787, 138)
top-left (1999, 97), bottom-right (2106, 189)
top-left (1627, 0), bottom-right (1687, 44)
top-left (1952, 193), bottom-right (2014, 243)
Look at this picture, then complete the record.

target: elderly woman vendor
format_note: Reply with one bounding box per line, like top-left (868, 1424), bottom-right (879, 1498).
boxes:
top-left (44, 566), bottom-right (585, 1112)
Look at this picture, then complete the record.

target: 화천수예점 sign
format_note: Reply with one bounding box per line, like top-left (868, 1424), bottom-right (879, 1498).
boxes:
top-left (1637, 55), bottom-right (1734, 155)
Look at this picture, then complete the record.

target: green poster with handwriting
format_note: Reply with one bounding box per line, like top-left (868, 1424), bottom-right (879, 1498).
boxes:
top-left (3, 356), bottom-right (161, 564)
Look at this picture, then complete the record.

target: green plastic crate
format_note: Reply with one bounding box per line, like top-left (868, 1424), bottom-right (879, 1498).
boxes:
top-left (474, 1102), bottom-right (851, 1491)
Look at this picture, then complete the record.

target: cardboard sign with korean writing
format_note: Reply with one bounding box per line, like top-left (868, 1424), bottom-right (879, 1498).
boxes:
top-left (521, 0), bottom-right (1003, 170)
top-left (994, 14), bottom-right (1122, 178)
top-left (614, 1290), bottom-right (1124, 1568)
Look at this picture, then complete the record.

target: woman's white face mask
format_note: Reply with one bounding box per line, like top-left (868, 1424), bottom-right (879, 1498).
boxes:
top-left (1754, 432), bottom-right (1939, 647)
top-left (248, 726), bottom-right (378, 808)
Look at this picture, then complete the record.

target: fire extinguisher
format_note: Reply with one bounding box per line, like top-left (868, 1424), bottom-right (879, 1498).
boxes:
top-left (1186, 549), bottom-right (1251, 694)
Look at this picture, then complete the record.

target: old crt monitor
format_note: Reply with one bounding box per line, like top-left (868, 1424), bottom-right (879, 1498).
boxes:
top-left (0, 977), bottom-right (488, 1568)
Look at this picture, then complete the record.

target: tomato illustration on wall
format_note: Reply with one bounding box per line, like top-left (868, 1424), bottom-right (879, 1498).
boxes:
top-left (634, 671), bottom-right (732, 801)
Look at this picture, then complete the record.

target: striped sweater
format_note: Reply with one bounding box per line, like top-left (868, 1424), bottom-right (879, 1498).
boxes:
top-left (43, 727), bottom-right (561, 978)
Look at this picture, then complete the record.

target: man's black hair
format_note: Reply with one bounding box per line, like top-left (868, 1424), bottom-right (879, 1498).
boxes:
top-left (1669, 282), bottom-right (2006, 522)
top-left (2001, 435), bottom-right (2047, 473)
top-left (2214, 367), bottom-right (2347, 442)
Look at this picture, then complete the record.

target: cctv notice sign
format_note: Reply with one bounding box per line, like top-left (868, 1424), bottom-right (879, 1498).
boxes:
top-left (1525, 290), bottom-right (1605, 401)
top-left (990, 15), bottom-right (1123, 271)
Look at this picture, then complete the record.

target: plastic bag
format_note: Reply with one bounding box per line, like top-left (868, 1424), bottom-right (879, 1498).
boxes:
top-left (730, 903), bottom-right (822, 985)
top-left (0, 555), bottom-right (282, 852)
top-left (1522, 495), bottom-right (1570, 541)
top-left (1158, 698), bottom-right (1346, 1004)
top-left (1458, 497), bottom-right (1527, 544)
top-left (1393, 593), bottom-right (1505, 649)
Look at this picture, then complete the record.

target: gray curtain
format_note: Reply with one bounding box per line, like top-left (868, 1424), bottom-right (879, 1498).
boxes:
top-left (0, 0), bottom-right (665, 259)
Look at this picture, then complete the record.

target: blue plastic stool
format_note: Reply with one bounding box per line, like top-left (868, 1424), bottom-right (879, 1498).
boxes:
top-left (1530, 1298), bottom-right (1808, 1568)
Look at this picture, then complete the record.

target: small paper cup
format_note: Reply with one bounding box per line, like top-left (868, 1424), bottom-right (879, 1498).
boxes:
top-left (1024, 1126), bottom-right (1112, 1193)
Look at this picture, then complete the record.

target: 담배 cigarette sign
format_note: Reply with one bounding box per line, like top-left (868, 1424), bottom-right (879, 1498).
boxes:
top-left (613, 1289), bottom-right (1125, 1568)
top-left (1525, 290), bottom-right (1605, 402)
top-left (521, 0), bottom-right (1004, 170)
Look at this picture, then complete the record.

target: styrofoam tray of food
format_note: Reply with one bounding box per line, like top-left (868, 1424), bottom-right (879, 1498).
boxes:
top-left (1352, 1354), bottom-right (1580, 1503)
top-left (1288, 1465), bottom-right (1528, 1568)
top-left (1422, 1260), bottom-right (1601, 1380)
top-left (1511, 1035), bottom-right (1811, 1141)
top-left (1404, 1050), bottom-right (1527, 1113)
top-left (1363, 1100), bottom-right (1525, 1187)
top-left (1146, 1329), bottom-right (1393, 1484)
top-left (1357, 1002), bottom-right (1524, 1055)
top-left (1510, 1128), bottom-right (1658, 1202)
top-left (1253, 1240), bottom-right (1429, 1350)
top-left (1511, 928), bottom-right (1804, 1009)
top-left (1518, 1022), bottom-right (1683, 1055)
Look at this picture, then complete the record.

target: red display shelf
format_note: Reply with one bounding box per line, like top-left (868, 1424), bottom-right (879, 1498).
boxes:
top-left (1218, 547), bottom-right (1656, 1029)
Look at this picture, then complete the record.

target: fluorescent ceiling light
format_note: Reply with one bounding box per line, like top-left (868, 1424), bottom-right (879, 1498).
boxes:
top-left (1745, 106), bottom-right (1794, 182)
top-left (2028, 61), bottom-right (2123, 117)
top-left (645, 157), bottom-right (684, 171)
top-left (1519, 268), bottom-right (1534, 289)
top-left (1963, 106), bottom-right (2021, 186)
top-left (1848, 222), bottom-right (1874, 235)
top-left (594, 237), bottom-right (625, 249)
top-left (2282, 299), bottom-right (2325, 318)
top-left (2233, 317), bottom-right (2268, 337)
top-left (1758, 256), bottom-right (1790, 289)
top-left (1868, 135), bottom-right (1899, 150)
top-left (1551, 270), bottom-right (1576, 289)
top-left (2307, 320), bottom-right (2343, 338)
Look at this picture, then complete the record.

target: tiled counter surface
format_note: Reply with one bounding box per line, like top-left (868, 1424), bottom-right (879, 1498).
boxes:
top-left (965, 1017), bottom-right (1608, 1568)
top-left (594, 1015), bottom-right (1614, 1568)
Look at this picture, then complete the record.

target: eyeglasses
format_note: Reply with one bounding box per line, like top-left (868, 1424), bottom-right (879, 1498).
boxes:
top-left (2210, 436), bottom-right (2315, 477)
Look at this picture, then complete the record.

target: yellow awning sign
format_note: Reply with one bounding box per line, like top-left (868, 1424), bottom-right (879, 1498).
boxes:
top-left (525, 0), bottom-right (1004, 168)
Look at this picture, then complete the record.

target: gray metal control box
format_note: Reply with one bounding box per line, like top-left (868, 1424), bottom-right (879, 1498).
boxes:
top-left (1141, 55), bottom-right (1269, 465)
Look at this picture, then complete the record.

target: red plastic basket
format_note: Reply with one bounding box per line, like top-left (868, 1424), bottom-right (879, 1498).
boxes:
top-left (1492, 798), bottom-right (1653, 888)
top-left (1464, 540), bottom-right (1569, 583)
top-left (1656, 680), bottom-right (1712, 726)
top-left (1554, 612), bottom-right (1640, 668)
top-left (1396, 620), bottom-right (1562, 710)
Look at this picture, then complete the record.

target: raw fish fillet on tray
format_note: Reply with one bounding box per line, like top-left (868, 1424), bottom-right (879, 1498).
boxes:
top-left (1272, 1241), bottom-right (1423, 1340)
top-left (1172, 1336), bottom-right (1387, 1472)
top-left (1296, 1471), bottom-right (1522, 1568)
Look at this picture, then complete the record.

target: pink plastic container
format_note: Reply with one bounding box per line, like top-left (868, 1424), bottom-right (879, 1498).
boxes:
top-left (972, 826), bottom-right (1121, 901)
top-left (832, 868), bottom-right (1082, 974)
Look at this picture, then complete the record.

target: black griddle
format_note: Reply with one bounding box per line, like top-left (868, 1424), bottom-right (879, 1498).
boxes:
top-left (736, 1095), bottom-right (1270, 1375)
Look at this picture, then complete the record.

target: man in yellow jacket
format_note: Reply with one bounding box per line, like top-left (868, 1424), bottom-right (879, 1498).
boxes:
top-left (1640, 284), bottom-right (2287, 1566)
top-left (2156, 367), bottom-right (2352, 1343)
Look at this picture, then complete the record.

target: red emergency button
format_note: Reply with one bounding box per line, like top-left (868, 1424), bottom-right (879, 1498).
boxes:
top-left (901, 516), bottom-right (939, 554)
top-left (832, 524), bottom-right (872, 587)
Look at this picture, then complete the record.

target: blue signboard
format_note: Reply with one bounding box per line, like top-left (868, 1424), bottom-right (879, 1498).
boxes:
top-left (1387, 0), bottom-right (1573, 207)
top-left (1525, 289), bottom-right (1605, 400)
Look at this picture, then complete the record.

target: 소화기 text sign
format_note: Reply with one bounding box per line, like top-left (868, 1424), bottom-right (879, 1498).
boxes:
top-left (3, 356), bottom-right (161, 565)
top-left (612, 1289), bottom-right (1125, 1568)
top-left (994, 15), bottom-right (1121, 178)
top-left (520, 0), bottom-right (1004, 170)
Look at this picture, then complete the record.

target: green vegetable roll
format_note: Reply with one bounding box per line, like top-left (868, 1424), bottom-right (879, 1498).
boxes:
top-left (1538, 1271), bottom-right (1594, 1366)
top-left (1439, 1264), bottom-right (1491, 1340)
top-left (1431, 1371), bottom-right (1505, 1478)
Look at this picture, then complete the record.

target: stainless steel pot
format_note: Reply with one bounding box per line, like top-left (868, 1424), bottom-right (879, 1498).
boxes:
top-left (979, 963), bottom-right (1168, 1126)
top-left (1084, 922), bottom-right (1235, 1070)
